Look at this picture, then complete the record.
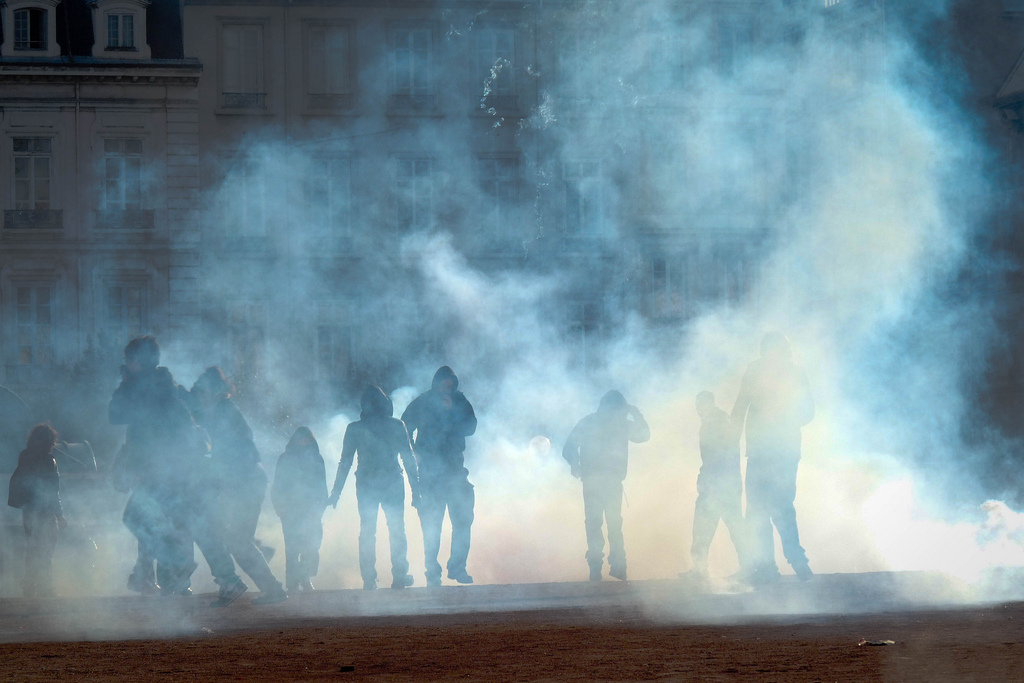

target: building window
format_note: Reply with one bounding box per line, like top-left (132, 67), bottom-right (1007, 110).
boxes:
top-left (308, 24), bottom-right (352, 108)
top-left (306, 156), bottom-right (351, 235)
top-left (563, 161), bottom-right (602, 235)
top-left (106, 14), bottom-right (135, 50)
top-left (390, 27), bottom-right (432, 107)
top-left (225, 157), bottom-right (266, 236)
top-left (16, 285), bottom-right (53, 366)
top-left (395, 157), bottom-right (432, 230)
top-left (472, 28), bottom-right (515, 108)
top-left (103, 139), bottom-right (142, 211)
top-left (222, 24), bottom-right (265, 109)
top-left (13, 8), bottom-right (46, 50)
top-left (650, 255), bottom-right (693, 318)
top-left (646, 20), bottom-right (687, 92)
top-left (713, 252), bottom-right (751, 304)
top-left (13, 138), bottom-right (51, 210)
top-left (316, 324), bottom-right (350, 382)
top-left (718, 17), bottom-right (755, 77)
top-left (566, 301), bottom-right (602, 372)
top-left (478, 156), bottom-right (518, 226)
top-left (106, 284), bottom-right (146, 345)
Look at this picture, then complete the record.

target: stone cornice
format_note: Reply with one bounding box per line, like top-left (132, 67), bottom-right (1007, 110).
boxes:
top-left (0, 59), bottom-right (202, 85)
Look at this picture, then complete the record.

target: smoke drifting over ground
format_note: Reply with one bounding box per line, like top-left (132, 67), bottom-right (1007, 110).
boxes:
top-left (6, 1), bottom-right (1023, 615)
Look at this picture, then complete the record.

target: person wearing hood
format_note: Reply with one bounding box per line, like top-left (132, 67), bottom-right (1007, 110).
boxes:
top-left (190, 366), bottom-right (288, 605)
top-left (562, 390), bottom-right (650, 582)
top-left (8, 424), bottom-right (65, 597)
top-left (401, 366), bottom-right (477, 587)
top-left (109, 336), bottom-right (247, 607)
top-left (271, 427), bottom-right (328, 592)
top-left (731, 332), bottom-right (815, 586)
top-left (330, 386), bottom-right (419, 590)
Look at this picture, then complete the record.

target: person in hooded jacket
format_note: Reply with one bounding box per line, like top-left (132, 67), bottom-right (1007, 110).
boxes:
top-left (563, 390), bottom-right (650, 582)
top-left (330, 386), bottom-right (419, 589)
top-left (109, 336), bottom-right (247, 607)
top-left (731, 332), bottom-right (815, 586)
top-left (8, 424), bottom-right (65, 597)
top-left (271, 427), bottom-right (328, 592)
top-left (401, 367), bottom-right (476, 587)
top-left (190, 366), bottom-right (288, 605)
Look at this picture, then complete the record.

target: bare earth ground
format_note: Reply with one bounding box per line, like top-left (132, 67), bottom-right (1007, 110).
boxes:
top-left (1, 573), bottom-right (1023, 682)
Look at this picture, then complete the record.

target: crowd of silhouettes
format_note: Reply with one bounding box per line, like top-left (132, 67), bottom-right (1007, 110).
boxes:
top-left (6, 331), bottom-right (814, 600)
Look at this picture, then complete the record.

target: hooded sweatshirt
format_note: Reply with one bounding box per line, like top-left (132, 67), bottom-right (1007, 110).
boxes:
top-left (562, 391), bottom-right (651, 482)
top-left (400, 367), bottom-right (477, 483)
top-left (272, 427), bottom-right (328, 519)
top-left (332, 386), bottom-right (418, 497)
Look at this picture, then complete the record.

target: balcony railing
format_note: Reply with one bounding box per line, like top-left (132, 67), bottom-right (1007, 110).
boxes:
top-left (222, 92), bottom-right (266, 109)
top-left (4, 210), bottom-right (62, 230)
top-left (308, 93), bottom-right (354, 110)
top-left (95, 209), bottom-right (155, 231)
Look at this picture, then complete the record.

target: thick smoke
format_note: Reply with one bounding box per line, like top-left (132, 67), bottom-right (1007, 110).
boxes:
top-left (4, 0), bottom-right (1022, 612)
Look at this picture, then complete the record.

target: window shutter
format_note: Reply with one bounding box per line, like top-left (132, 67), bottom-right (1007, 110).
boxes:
top-left (223, 26), bottom-right (241, 92)
top-left (309, 28), bottom-right (326, 94)
top-left (242, 27), bottom-right (261, 93)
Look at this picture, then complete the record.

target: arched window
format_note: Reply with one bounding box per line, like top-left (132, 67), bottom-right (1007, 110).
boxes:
top-left (13, 8), bottom-right (46, 50)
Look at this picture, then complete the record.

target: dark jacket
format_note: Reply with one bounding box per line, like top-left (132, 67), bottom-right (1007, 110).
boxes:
top-left (563, 405), bottom-right (650, 482)
top-left (401, 367), bottom-right (476, 483)
top-left (272, 428), bottom-right (328, 519)
top-left (731, 357), bottom-right (814, 459)
top-left (192, 396), bottom-right (265, 494)
top-left (333, 386), bottom-right (418, 497)
top-left (8, 447), bottom-right (62, 515)
top-left (108, 366), bottom-right (207, 488)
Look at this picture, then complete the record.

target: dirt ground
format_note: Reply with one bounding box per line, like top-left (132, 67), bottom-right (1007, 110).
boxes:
top-left (0, 575), bottom-right (1022, 682)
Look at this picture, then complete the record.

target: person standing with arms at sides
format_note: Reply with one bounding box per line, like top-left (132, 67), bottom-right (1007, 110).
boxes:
top-left (731, 332), bottom-right (815, 586)
top-left (330, 386), bottom-right (419, 589)
top-left (563, 391), bottom-right (650, 582)
top-left (687, 391), bottom-right (746, 580)
top-left (8, 424), bottom-right (65, 597)
top-left (272, 427), bottom-right (329, 593)
top-left (401, 367), bottom-right (477, 587)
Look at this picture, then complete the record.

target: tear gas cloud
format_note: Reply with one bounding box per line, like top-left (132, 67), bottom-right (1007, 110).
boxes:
top-left (8, 0), bottom-right (1023, 611)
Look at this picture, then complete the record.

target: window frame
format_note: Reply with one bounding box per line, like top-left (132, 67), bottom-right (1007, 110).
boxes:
top-left (14, 283), bottom-right (55, 367)
top-left (562, 159), bottom-right (603, 236)
top-left (471, 26), bottom-right (517, 110)
top-left (13, 7), bottom-right (46, 51)
top-left (218, 20), bottom-right (269, 111)
top-left (304, 20), bottom-right (355, 111)
top-left (394, 155), bottom-right (434, 231)
top-left (305, 154), bottom-right (353, 237)
top-left (105, 12), bottom-right (136, 50)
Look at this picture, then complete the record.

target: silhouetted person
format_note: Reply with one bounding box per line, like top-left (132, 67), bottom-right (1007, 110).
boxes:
top-left (402, 367), bottom-right (476, 586)
top-left (331, 386), bottom-right (419, 589)
top-left (113, 442), bottom-right (166, 596)
top-left (731, 332), bottom-right (814, 585)
top-left (8, 424), bottom-right (65, 597)
top-left (272, 427), bottom-right (328, 592)
top-left (191, 367), bottom-right (288, 605)
top-left (688, 391), bottom-right (745, 578)
top-left (109, 336), bottom-right (248, 607)
top-left (563, 391), bottom-right (650, 582)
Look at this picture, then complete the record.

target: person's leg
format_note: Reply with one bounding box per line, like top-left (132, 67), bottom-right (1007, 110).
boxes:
top-left (23, 511), bottom-right (38, 596)
top-left (357, 481), bottom-right (382, 588)
top-left (225, 490), bottom-right (285, 596)
top-left (379, 476), bottom-right (411, 586)
top-left (718, 481), bottom-right (749, 572)
top-left (769, 458), bottom-right (810, 577)
top-left (281, 515), bottom-right (300, 590)
top-left (604, 480), bottom-right (626, 580)
top-left (37, 512), bottom-right (58, 595)
top-left (446, 476), bottom-right (475, 582)
top-left (581, 477), bottom-right (606, 579)
top-left (690, 489), bottom-right (719, 574)
top-left (418, 484), bottom-right (446, 586)
top-left (304, 516), bottom-right (323, 583)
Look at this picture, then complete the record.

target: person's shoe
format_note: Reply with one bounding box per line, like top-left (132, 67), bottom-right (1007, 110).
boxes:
top-left (448, 570), bottom-right (474, 585)
top-left (162, 561), bottom-right (199, 597)
top-left (363, 579), bottom-right (378, 590)
top-left (210, 578), bottom-right (248, 607)
top-left (589, 566), bottom-right (602, 582)
top-left (174, 587), bottom-right (193, 597)
top-left (252, 586), bottom-right (289, 606)
top-left (286, 581), bottom-right (299, 593)
top-left (127, 572), bottom-right (160, 596)
top-left (391, 574), bottom-right (415, 589)
top-left (793, 563), bottom-right (814, 582)
top-left (299, 579), bottom-right (315, 592)
top-left (426, 575), bottom-right (442, 588)
top-left (609, 566), bottom-right (627, 581)
top-left (749, 566), bottom-right (781, 588)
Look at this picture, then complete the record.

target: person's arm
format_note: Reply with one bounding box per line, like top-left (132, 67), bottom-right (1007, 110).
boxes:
top-left (562, 422), bottom-right (582, 478)
top-left (51, 459), bottom-right (64, 524)
top-left (329, 425), bottom-right (357, 507)
top-left (456, 394), bottom-right (478, 437)
top-left (396, 421), bottom-right (420, 504)
top-left (627, 406), bottom-right (651, 443)
top-left (730, 367), bottom-right (753, 437)
top-left (317, 453), bottom-right (329, 508)
top-left (108, 374), bottom-right (136, 425)
top-left (401, 397), bottom-right (421, 442)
